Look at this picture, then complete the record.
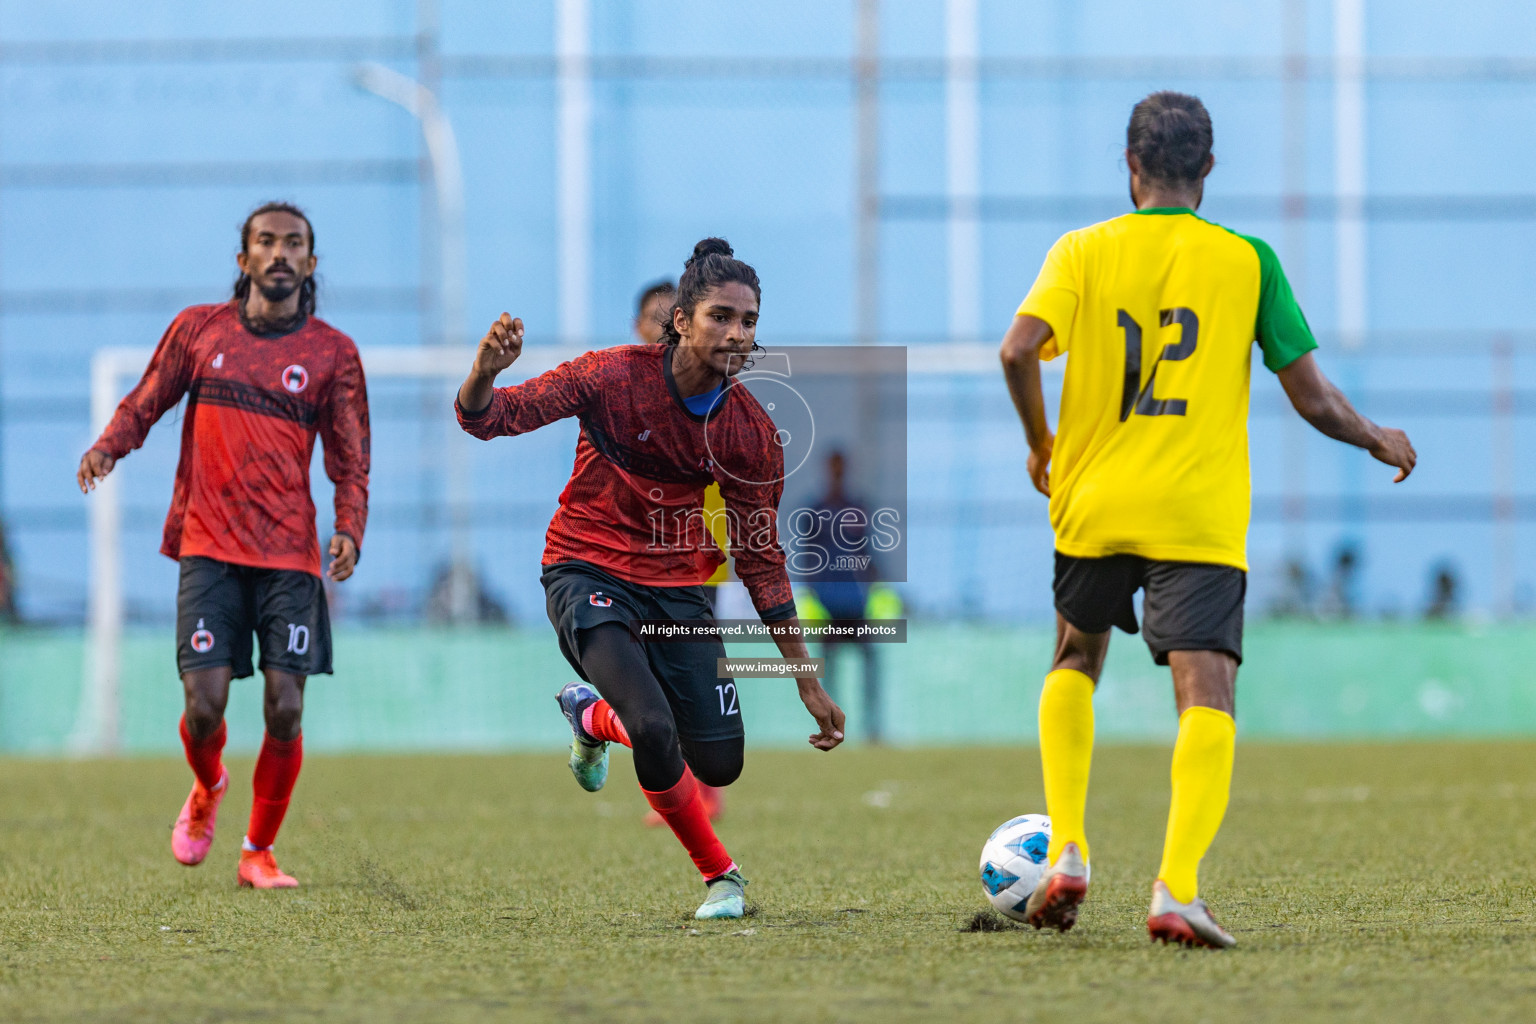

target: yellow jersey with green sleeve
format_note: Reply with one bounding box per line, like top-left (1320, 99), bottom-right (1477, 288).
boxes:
top-left (1016, 207), bottom-right (1317, 571)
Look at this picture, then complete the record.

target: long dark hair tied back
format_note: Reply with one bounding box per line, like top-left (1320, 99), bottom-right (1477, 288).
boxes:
top-left (232, 200), bottom-right (318, 317)
top-left (659, 237), bottom-right (762, 347)
top-left (1126, 91), bottom-right (1214, 187)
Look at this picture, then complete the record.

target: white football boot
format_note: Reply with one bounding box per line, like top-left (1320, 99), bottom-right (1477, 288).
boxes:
top-left (1023, 841), bottom-right (1090, 932)
top-left (1146, 880), bottom-right (1236, 949)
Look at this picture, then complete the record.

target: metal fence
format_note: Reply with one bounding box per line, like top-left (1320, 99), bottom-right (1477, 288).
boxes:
top-left (4, 0), bottom-right (1536, 623)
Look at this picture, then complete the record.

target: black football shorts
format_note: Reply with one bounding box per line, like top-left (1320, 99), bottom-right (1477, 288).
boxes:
top-left (176, 556), bottom-right (333, 678)
top-left (1053, 552), bottom-right (1245, 665)
top-left (541, 560), bottom-right (744, 744)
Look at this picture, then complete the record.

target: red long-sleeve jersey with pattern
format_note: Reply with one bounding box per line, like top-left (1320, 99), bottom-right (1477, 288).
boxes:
top-left (92, 302), bottom-right (370, 577)
top-left (457, 343), bottom-right (796, 620)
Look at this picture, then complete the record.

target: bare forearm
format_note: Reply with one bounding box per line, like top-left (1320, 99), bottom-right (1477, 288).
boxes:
top-left (769, 617), bottom-right (815, 680)
top-left (999, 315), bottom-right (1055, 450)
top-left (769, 617), bottom-right (836, 717)
top-left (1291, 378), bottom-right (1381, 451)
top-left (769, 618), bottom-right (811, 662)
top-left (457, 369), bottom-right (496, 415)
top-left (1279, 352), bottom-right (1416, 481)
top-left (1002, 357), bottom-right (1052, 450)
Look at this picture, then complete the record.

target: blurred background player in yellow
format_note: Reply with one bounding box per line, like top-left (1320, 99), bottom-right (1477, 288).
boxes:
top-left (1000, 91), bottom-right (1417, 948)
top-left (635, 278), bottom-right (725, 823)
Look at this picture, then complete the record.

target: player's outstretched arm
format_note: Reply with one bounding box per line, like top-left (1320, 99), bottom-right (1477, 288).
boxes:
top-left (1277, 351), bottom-right (1416, 482)
top-left (457, 313), bottom-right (524, 415)
top-left (999, 314), bottom-right (1057, 497)
top-left (766, 617), bottom-right (846, 750)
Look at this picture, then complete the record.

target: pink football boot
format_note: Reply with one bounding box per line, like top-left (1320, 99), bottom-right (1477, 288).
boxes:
top-left (171, 768), bottom-right (228, 866)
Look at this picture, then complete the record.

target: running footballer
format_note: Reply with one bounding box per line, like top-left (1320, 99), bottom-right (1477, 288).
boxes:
top-left (457, 238), bottom-right (844, 920)
top-left (1000, 92), bottom-right (1415, 947)
top-left (633, 277), bottom-right (727, 826)
top-left (78, 202), bottom-right (369, 889)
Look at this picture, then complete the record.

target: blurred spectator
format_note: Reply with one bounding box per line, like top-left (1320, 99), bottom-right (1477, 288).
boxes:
top-left (1425, 562), bottom-right (1461, 621)
top-left (425, 563), bottom-right (509, 624)
top-left (803, 451), bottom-right (884, 743)
top-left (359, 586), bottom-right (415, 623)
top-left (0, 515), bottom-right (15, 622)
top-left (1267, 557), bottom-right (1314, 619)
top-left (1318, 544), bottom-right (1361, 620)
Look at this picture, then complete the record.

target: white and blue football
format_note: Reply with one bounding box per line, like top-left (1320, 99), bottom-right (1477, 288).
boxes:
top-left (978, 814), bottom-right (1052, 921)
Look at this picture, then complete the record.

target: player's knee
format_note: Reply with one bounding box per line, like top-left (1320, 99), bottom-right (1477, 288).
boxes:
top-left (691, 758), bottom-right (742, 789)
top-left (685, 741), bottom-right (744, 787)
top-left (183, 700), bottom-right (224, 739)
top-left (263, 693), bottom-right (304, 740)
top-left (623, 711), bottom-right (678, 758)
top-left (1052, 630), bottom-right (1108, 681)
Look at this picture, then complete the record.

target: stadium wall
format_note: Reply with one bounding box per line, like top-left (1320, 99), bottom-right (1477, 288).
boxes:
top-left (1, 623), bottom-right (1530, 754)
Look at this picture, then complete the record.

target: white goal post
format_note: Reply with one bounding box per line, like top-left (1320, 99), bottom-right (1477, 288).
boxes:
top-left (73, 342), bottom-right (1013, 754)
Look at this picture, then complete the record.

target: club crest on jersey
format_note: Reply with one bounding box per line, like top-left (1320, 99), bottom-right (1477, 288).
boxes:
top-left (212, 353), bottom-right (224, 369)
top-left (589, 592), bottom-right (614, 608)
top-left (190, 618), bottom-right (215, 653)
top-left (281, 364), bottom-right (309, 393)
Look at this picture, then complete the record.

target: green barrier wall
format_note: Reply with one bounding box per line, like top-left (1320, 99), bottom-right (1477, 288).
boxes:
top-left (1, 622), bottom-right (1533, 753)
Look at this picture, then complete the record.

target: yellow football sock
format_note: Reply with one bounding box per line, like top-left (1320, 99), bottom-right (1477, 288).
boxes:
top-left (1157, 706), bottom-right (1237, 904)
top-left (1038, 669), bottom-right (1095, 864)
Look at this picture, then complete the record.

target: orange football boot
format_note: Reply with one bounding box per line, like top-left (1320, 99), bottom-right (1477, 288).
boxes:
top-left (237, 847), bottom-right (299, 889)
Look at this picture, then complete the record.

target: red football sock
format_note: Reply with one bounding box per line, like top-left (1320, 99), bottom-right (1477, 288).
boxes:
top-left (582, 700), bottom-right (631, 747)
top-left (642, 766), bottom-right (734, 880)
top-left (246, 732), bottom-right (303, 849)
top-left (698, 783), bottom-right (725, 819)
top-left (178, 715), bottom-right (226, 791)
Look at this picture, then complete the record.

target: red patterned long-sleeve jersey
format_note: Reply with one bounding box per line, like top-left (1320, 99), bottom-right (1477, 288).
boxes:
top-left (457, 343), bottom-right (796, 620)
top-left (92, 302), bottom-right (370, 577)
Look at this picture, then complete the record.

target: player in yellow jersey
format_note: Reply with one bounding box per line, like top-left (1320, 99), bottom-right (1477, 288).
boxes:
top-left (1000, 92), bottom-right (1416, 948)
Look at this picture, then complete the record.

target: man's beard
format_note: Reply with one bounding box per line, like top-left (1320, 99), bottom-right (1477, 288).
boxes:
top-left (256, 276), bottom-right (299, 303)
top-left (241, 270), bottom-right (309, 335)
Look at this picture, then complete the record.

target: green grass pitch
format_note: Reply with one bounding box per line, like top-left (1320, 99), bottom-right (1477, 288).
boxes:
top-left (2, 741), bottom-right (1535, 1022)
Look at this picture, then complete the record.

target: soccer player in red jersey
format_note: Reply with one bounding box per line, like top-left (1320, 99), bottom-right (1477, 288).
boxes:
top-left (632, 276), bottom-right (725, 826)
top-left (457, 238), bottom-right (845, 919)
top-left (77, 202), bottom-right (370, 889)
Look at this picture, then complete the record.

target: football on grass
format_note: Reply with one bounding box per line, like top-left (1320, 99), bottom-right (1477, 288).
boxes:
top-left (979, 814), bottom-right (1052, 922)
